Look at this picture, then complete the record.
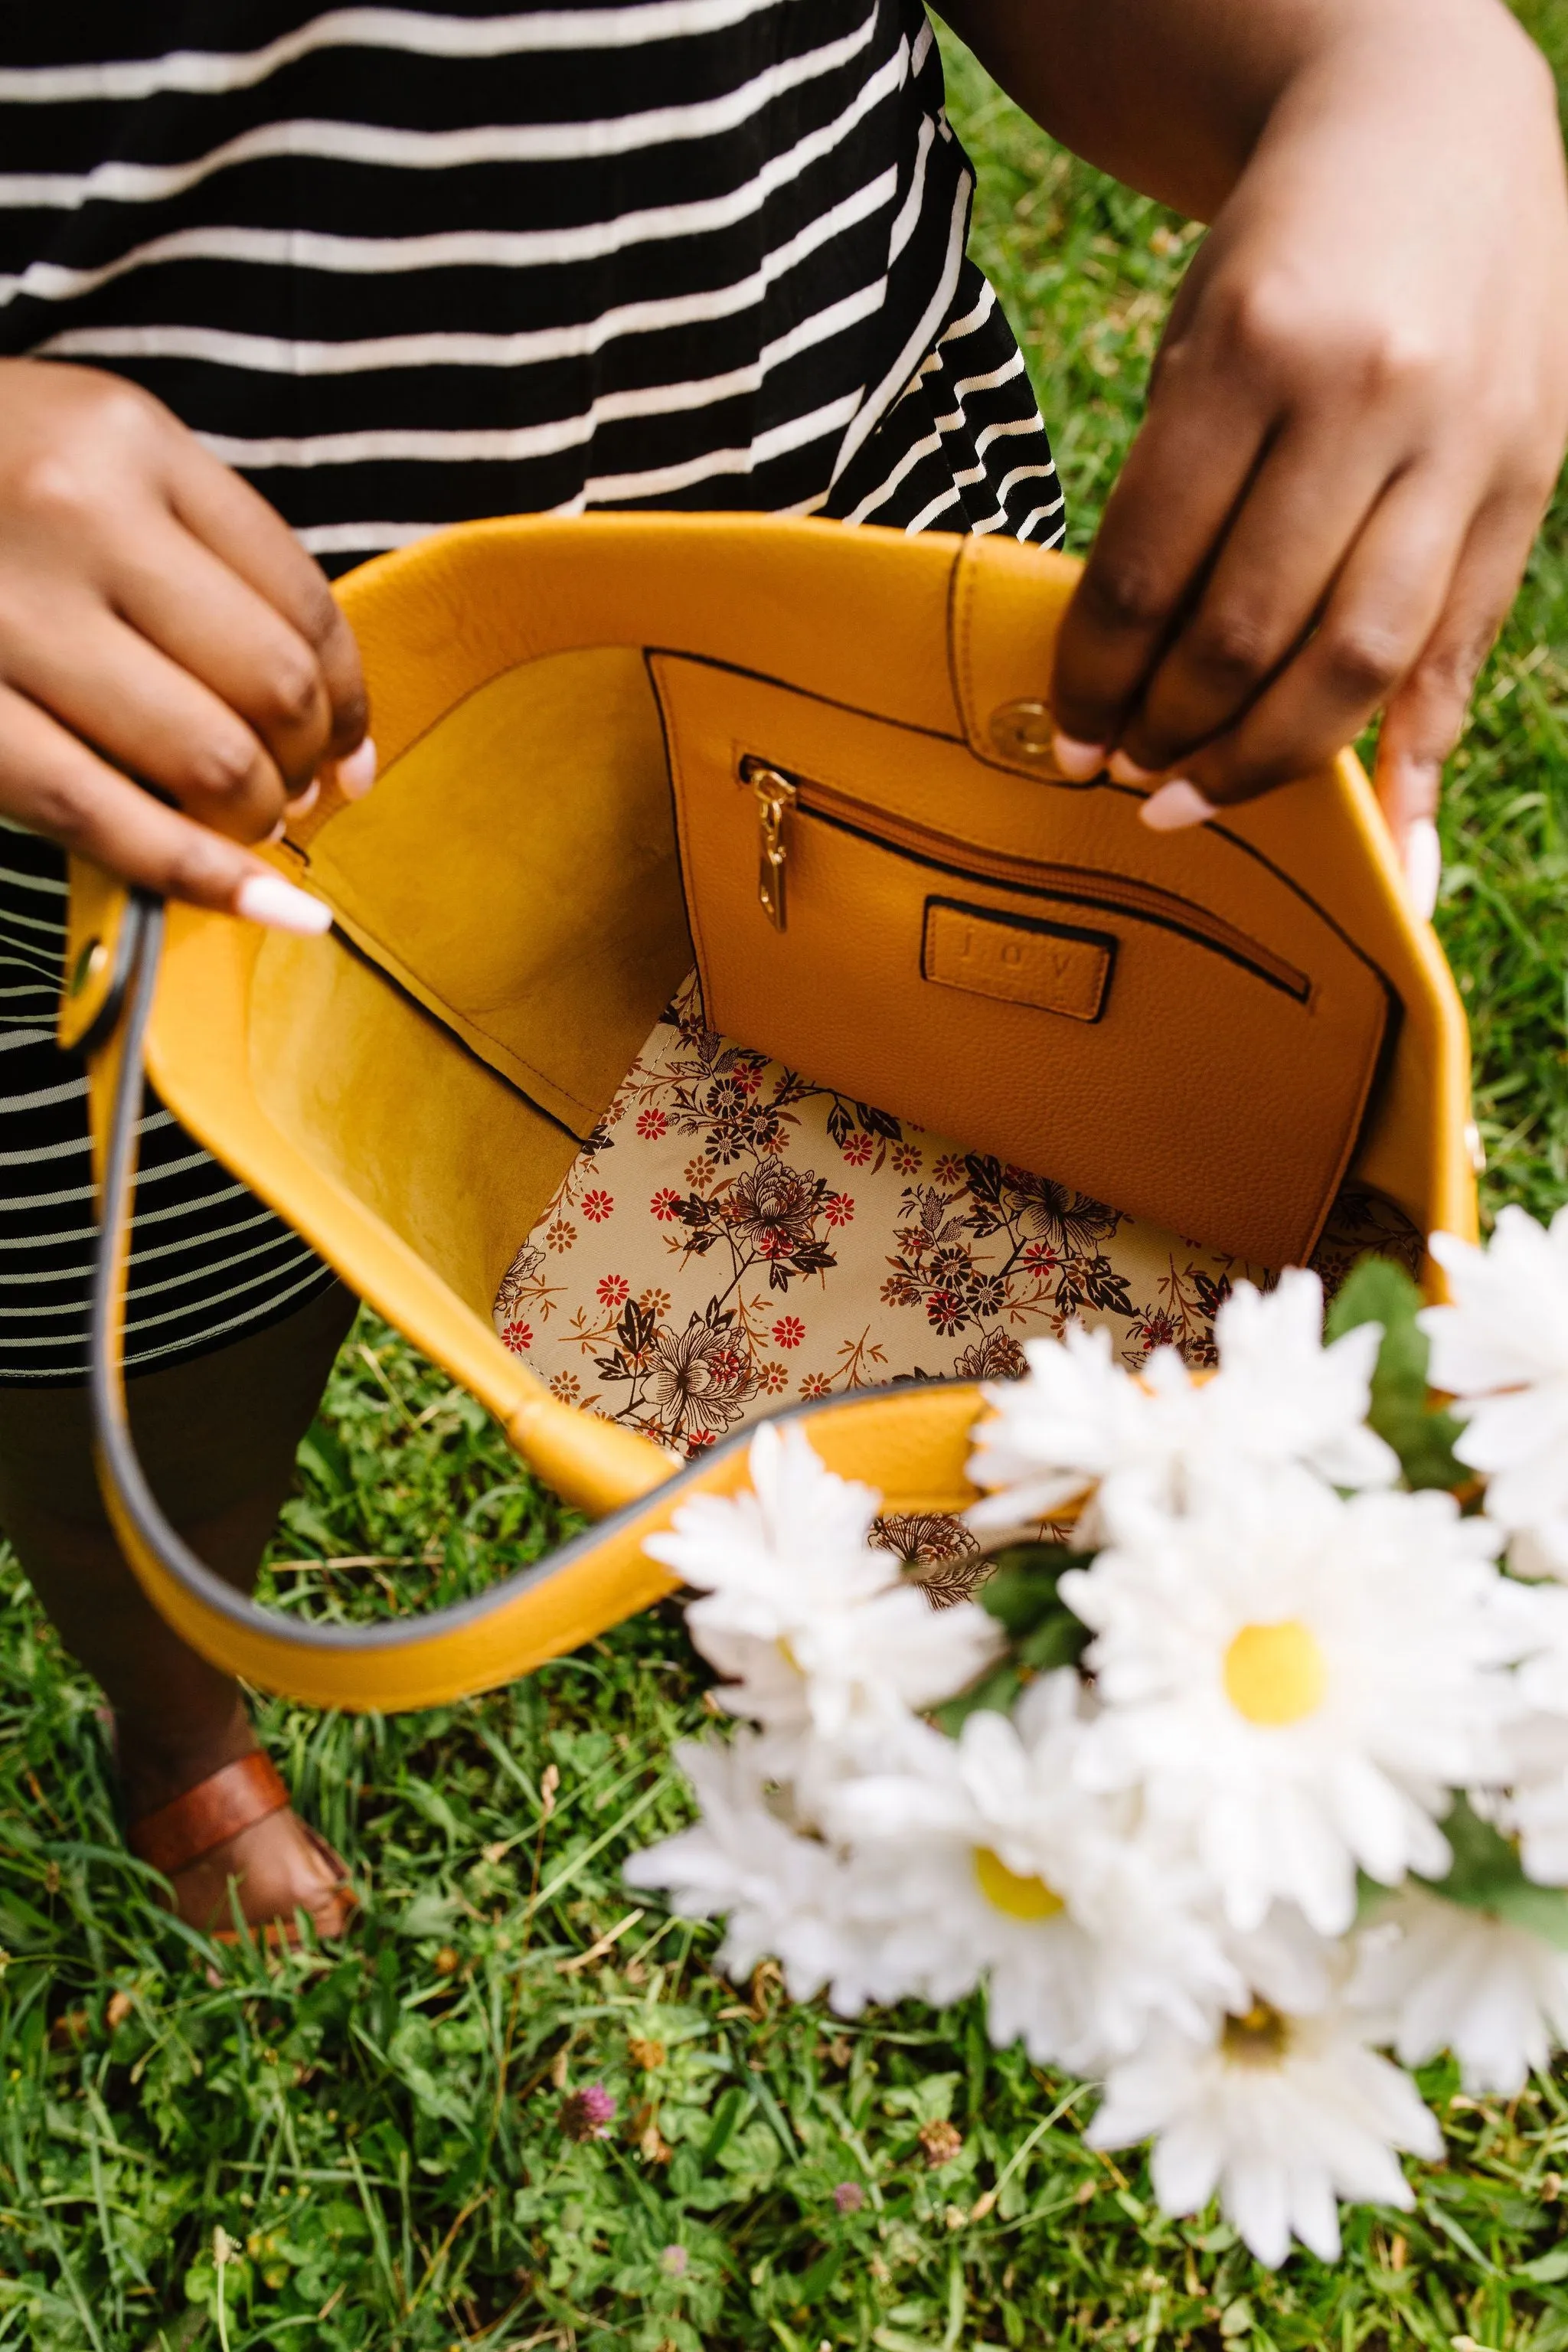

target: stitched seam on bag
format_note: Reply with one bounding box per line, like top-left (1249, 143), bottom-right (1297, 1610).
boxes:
top-left (322, 906), bottom-right (598, 1135)
top-left (650, 655), bottom-right (718, 1030)
top-left (1307, 982), bottom-right (1399, 1264)
top-left (948, 541), bottom-right (979, 759)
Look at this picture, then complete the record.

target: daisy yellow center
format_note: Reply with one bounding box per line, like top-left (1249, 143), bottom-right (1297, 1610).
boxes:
top-left (1222, 1619), bottom-right (1327, 1727)
top-left (973, 1847), bottom-right (1065, 1922)
top-left (1221, 2002), bottom-right (1293, 2068)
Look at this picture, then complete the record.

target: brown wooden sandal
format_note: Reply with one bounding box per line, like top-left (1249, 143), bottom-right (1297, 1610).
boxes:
top-left (126, 1751), bottom-right (358, 1945)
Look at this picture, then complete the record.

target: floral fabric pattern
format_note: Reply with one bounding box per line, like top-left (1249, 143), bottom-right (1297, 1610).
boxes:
top-left (495, 975), bottom-right (1417, 1462)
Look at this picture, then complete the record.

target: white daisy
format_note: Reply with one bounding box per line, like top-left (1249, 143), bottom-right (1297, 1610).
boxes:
top-left (1475, 1576), bottom-right (1568, 1884)
top-left (1498, 1700), bottom-right (1568, 1887)
top-left (1423, 1208), bottom-right (1568, 1576)
top-left (1351, 1883), bottom-right (1568, 2096)
top-left (822, 1673), bottom-right (1244, 2071)
top-left (1060, 1466), bottom-right (1515, 1934)
top-left (967, 1269), bottom-right (1395, 1541)
top-left (646, 1419), bottom-right (887, 1634)
top-left (694, 1590), bottom-right (1001, 1761)
top-left (1206, 1270), bottom-right (1401, 1493)
top-left (1224, 1900), bottom-right (1342, 2022)
top-left (965, 1318), bottom-right (1155, 1533)
top-left (622, 1732), bottom-right (883, 2012)
top-left (1088, 2001), bottom-right (1442, 2268)
top-left (647, 1423), bottom-right (1003, 1766)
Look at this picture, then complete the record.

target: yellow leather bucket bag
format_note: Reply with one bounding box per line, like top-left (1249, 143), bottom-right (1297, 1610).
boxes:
top-left (60, 514), bottom-right (1478, 1714)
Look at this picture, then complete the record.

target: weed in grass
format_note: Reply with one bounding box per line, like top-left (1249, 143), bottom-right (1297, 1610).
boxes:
top-left (7, 17), bottom-right (1568, 2350)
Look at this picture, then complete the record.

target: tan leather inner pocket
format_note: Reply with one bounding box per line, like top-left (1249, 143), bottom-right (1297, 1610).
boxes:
top-left (655, 655), bottom-right (1393, 1269)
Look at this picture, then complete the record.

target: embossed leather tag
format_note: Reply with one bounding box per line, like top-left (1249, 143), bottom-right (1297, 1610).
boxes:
top-left (923, 899), bottom-right (1114, 1024)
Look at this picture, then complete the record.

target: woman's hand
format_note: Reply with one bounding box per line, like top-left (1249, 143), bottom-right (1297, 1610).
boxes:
top-left (0, 358), bottom-right (371, 929)
top-left (952, 0), bottom-right (1568, 908)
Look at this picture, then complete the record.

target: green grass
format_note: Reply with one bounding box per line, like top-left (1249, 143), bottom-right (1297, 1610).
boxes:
top-left (8, 20), bottom-right (1568, 2350)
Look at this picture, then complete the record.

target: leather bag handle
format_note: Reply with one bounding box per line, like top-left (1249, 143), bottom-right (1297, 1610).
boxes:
top-left (86, 897), bottom-right (985, 1712)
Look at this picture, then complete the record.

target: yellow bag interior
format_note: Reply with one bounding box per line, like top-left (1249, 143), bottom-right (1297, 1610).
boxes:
top-left (240, 641), bottom-right (1413, 1351)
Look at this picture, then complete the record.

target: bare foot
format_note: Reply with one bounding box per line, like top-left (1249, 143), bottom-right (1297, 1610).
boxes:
top-left (116, 1706), bottom-right (356, 1939)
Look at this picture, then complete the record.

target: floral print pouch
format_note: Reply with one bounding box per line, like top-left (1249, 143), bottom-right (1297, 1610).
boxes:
top-left (495, 977), bottom-right (1419, 1488)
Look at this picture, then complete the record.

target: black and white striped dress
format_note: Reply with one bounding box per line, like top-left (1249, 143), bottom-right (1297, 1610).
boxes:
top-left (0, 1), bottom-right (1063, 1383)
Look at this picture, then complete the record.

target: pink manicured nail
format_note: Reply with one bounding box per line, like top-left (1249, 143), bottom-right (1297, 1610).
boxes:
top-left (336, 736), bottom-right (377, 799)
top-left (263, 815), bottom-right (287, 847)
top-left (234, 874), bottom-right (332, 936)
top-left (1050, 733), bottom-right (1106, 782)
top-left (1140, 779), bottom-right (1217, 832)
top-left (288, 776), bottom-right (321, 820)
top-left (1403, 816), bottom-right (1441, 922)
top-left (1107, 750), bottom-right (1158, 786)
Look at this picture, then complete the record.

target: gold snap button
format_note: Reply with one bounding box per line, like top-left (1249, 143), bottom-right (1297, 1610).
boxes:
top-left (69, 936), bottom-right (108, 998)
top-left (988, 699), bottom-right (1068, 776)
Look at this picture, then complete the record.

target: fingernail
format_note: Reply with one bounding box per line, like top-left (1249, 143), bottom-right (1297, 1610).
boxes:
top-left (1403, 815), bottom-right (1442, 922)
top-left (335, 736), bottom-right (377, 799)
top-left (1140, 779), bottom-right (1217, 832)
top-left (263, 815), bottom-right (287, 847)
top-left (289, 776), bottom-right (321, 819)
top-left (1107, 749), bottom-right (1158, 786)
top-left (1050, 733), bottom-right (1107, 782)
top-left (234, 874), bottom-right (332, 936)
top-left (1379, 753), bottom-right (1440, 835)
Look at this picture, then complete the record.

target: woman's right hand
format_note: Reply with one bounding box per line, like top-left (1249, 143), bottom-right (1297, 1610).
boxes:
top-left (0, 358), bottom-right (371, 933)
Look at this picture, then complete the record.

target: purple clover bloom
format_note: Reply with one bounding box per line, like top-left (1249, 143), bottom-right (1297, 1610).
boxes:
top-left (558, 2083), bottom-right (616, 2141)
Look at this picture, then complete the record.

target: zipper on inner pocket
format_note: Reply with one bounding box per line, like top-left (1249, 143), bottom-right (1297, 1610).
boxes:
top-left (751, 765), bottom-right (796, 931)
top-left (739, 754), bottom-right (1310, 1001)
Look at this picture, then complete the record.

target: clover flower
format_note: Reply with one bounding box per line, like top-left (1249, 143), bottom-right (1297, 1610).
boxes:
top-left (558, 2084), bottom-right (616, 2142)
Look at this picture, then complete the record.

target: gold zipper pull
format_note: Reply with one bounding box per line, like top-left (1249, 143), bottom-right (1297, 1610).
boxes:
top-left (753, 766), bottom-right (796, 930)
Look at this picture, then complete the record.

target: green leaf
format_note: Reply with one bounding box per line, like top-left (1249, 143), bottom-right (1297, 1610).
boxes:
top-left (1521, 2248), bottom-right (1568, 2283)
top-left (0, 1892), bottom-right (52, 1952)
top-left (932, 1663), bottom-right (1024, 1736)
top-left (935, 1545), bottom-right (1093, 1726)
top-left (297, 1416), bottom-right (352, 1496)
top-left (394, 1890), bottom-right (460, 1940)
top-left (979, 1546), bottom-right (1092, 1637)
top-left (699, 2085), bottom-right (749, 2171)
top-left (794, 2244), bottom-right (843, 2305)
top-left (1488, 1881), bottom-right (1568, 1954)
top-left (1324, 1256), bottom-right (1467, 1491)
top-left (1419, 1797), bottom-right (1568, 1953)
top-left (1015, 1611), bottom-right (1091, 1673)
top-left (1434, 1790), bottom-right (1524, 1899)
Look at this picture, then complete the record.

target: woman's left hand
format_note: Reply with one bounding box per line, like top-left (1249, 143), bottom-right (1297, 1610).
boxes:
top-left (954, 0), bottom-right (1568, 907)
